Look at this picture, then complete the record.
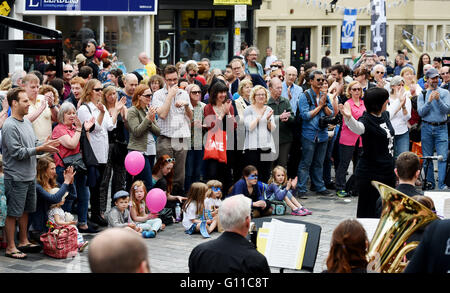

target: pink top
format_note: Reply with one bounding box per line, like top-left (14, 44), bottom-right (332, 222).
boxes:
top-left (339, 98), bottom-right (365, 147)
top-left (52, 123), bottom-right (81, 167)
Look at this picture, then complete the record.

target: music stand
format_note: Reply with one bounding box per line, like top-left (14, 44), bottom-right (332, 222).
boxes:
top-left (248, 217), bottom-right (321, 273)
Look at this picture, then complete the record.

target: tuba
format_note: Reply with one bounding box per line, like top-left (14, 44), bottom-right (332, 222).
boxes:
top-left (366, 181), bottom-right (439, 273)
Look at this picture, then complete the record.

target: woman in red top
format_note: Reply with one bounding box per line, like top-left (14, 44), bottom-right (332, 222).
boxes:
top-left (203, 81), bottom-right (237, 194)
top-left (52, 102), bottom-right (97, 233)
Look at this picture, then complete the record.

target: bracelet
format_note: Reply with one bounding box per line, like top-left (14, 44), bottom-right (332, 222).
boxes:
top-left (50, 105), bottom-right (56, 109)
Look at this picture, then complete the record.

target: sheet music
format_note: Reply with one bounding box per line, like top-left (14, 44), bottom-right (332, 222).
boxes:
top-left (357, 218), bottom-right (380, 242)
top-left (424, 192), bottom-right (450, 219)
top-left (265, 219), bottom-right (306, 269)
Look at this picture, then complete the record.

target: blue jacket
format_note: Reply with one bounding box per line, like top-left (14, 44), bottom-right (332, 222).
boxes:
top-left (298, 88), bottom-right (334, 143)
top-left (244, 61), bottom-right (264, 76)
top-left (417, 87), bottom-right (450, 123)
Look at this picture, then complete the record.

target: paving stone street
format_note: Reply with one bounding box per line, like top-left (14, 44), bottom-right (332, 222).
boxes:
top-left (0, 193), bottom-right (357, 274)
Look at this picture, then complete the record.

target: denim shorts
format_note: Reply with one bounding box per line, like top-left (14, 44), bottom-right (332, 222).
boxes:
top-left (4, 179), bottom-right (36, 218)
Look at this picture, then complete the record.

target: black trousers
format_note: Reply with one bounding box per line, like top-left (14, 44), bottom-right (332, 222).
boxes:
top-left (89, 163), bottom-right (107, 217)
top-left (355, 173), bottom-right (396, 218)
top-left (244, 148), bottom-right (273, 183)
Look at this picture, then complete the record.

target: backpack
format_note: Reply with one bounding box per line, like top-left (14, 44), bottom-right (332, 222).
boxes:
top-left (293, 90), bottom-right (314, 141)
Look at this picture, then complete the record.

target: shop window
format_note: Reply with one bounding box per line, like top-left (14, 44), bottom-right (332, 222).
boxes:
top-left (56, 16), bottom-right (100, 62)
top-left (181, 10), bottom-right (195, 28)
top-left (23, 16), bottom-right (42, 72)
top-left (358, 26), bottom-right (368, 53)
top-left (104, 16), bottom-right (145, 73)
top-left (198, 10), bottom-right (212, 28)
top-left (214, 10), bottom-right (229, 28)
top-left (159, 10), bottom-right (174, 30)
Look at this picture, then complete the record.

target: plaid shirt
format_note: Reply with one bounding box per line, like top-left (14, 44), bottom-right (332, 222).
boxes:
top-left (151, 86), bottom-right (192, 138)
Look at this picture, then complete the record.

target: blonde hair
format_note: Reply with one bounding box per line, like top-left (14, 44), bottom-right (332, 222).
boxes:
top-left (268, 165), bottom-right (288, 185)
top-left (50, 192), bottom-right (68, 209)
top-left (249, 85), bottom-right (269, 105)
top-left (205, 180), bottom-right (223, 199)
top-left (79, 79), bottom-right (101, 104)
top-left (0, 78), bottom-right (12, 91)
top-left (130, 180), bottom-right (148, 217)
top-left (182, 182), bottom-right (208, 215)
top-left (345, 81), bottom-right (362, 99)
top-left (101, 86), bottom-right (117, 107)
top-left (237, 79), bottom-right (253, 97)
top-left (39, 85), bottom-right (60, 105)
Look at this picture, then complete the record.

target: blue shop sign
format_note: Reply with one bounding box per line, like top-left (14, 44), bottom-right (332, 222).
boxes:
top-left (24, 0), bottom-right (157, 13)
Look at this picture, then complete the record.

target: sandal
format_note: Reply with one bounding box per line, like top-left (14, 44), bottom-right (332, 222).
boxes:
top-left (17, 243), bottom-right (42, 253)
top-left (5, 251), bottom-right (27, 259)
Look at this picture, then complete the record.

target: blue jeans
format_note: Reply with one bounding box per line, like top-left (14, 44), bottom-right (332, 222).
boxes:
top-left (394, 131), bottom-right (410, 160)
top-left (185, 149), bottom-right (204, 192)
top-left (56, 166), bottom-right (90, 225)
top-left (421, 123), bottom-right (448, 189)
top-left (297, 137), bottom-right (328, 193)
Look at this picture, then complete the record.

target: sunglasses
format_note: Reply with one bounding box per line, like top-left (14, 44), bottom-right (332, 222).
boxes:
top-left (64, 70), bottom-right (73, 73)
top-left (379, 59), bottom-right (386, 61)
top-left (93, 88), bottom-right (103, 92)
top-left (315, 78), bottom-right (325, 82)
top-left (376, 71), bottom-right (385, 74)
top-left (351, 88), bottom-right (362, 91)
top-left (141, 94), bottom-right (152, 98)
top-left (191, 91), bottom-right (202, 95)
top-left (248, 174), bottom-right (258, 180)
top-left (189, 73), bottom-right (198, 77)
top-left (165, 158), bottom-right (176, 163)
top-left (212, 187), bottom-right (221, 192)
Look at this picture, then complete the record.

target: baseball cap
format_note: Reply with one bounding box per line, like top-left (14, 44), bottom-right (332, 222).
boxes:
top-left (425, 67), bottom-right (440, 79)
top-left (113, 190), bottom-right (129, 201)
top-left (75, 53), bottom-right (87, 64)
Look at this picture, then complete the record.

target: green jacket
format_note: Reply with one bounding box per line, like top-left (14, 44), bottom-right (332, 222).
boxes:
top-left (127, 106), bottom-right (160, 152)
top-left (267, 96), bottom-right (294, 144)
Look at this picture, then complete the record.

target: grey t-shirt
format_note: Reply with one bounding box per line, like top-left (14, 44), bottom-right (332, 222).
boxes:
top-left (1, 116), bottom-right (40, 181)
top-left (107, 206), bottom-right (131, 228)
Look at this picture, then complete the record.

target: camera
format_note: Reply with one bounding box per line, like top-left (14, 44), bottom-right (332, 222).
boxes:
top-left (318, 115), bottom-right (340, 129)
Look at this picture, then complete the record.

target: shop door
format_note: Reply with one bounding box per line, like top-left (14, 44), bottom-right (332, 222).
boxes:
top-left (291, 28), bottom-right (311, 71)
top-left (158, 30), bottom-right (175, 66)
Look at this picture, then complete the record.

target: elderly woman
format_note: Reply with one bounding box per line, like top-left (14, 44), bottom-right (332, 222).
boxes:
top-left (243, 85), bottom-right (276, 183)
top-left (127, 84), bottom-right (161, 191)
top-left (335, 81), bottom-right (366, 198)
top-left (99, 86), bottom-right (128, 211)
top-left (77, 79), bottom-right (117, 227)
top-left (203, 81), bottom-right (237, 193)
top-left (184, 83), bottom-right (206, 192)
top-left (52, 101), bottom-right (96, 233)
top-left (387, 76), bottom-right (411, 159)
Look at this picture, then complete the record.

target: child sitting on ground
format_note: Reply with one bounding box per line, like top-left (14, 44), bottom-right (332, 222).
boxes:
top-left (107, 190), bottom-right (143, 234)
top-left (47, 193), bottom-right (88, 252)
top-left (183, 182), bottom-right (217, 238)
top-left (267, 166), bottom-right (312, 216)
top-left (130, 180), bottom-right (164, 238)
top-left (204, 180), bottom-right (223, 217)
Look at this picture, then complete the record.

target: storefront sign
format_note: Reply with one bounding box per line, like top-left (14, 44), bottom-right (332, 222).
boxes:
top-left (370, 0), bottom-right (386, 56)
top-left (24, 0), bottom-right (157, 14)
top-left (213, 0), bottom-right (252, 5)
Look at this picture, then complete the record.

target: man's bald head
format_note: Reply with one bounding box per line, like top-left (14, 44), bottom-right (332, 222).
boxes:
top-left (124, 73), bottom-right (139, 96)
top-left (285, 66), bottom-right (298, 85)
top-left (88, 228), bottom-right (150, 273)
top-left (138, 52), bottom-right (149, 65)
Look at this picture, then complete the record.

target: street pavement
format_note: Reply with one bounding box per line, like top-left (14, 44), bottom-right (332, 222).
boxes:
top-left (0, 192), bottom-right (358, 273)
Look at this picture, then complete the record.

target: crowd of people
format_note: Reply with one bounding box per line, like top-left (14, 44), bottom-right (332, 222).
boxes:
top-left (0, 39), bottom-right (448, 273)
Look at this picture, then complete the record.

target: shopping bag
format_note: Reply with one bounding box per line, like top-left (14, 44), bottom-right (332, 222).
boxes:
top-left (203, 130), bottom-right (227, 164)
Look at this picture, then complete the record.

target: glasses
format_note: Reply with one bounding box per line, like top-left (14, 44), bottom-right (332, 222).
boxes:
top-left (93, 88), bottom-right (103, 92)
top-left (315, 78), bottom-right (325, 83)
top-left (376, 71), bottom-right (385, 74)
top-left (191, 91), bottom-right (201, 95)
top-left (212, 187), bottom-right (221, 192)
top-left (64, 70), bottom-right (73, 73)
top-left (189, 73), bottom-right (198, 78)
top-left (351, 88), bottom-right (362, 91)
top-left (165, 158), bottom-right (176, 163)
top-left (141, 94), bottom-right (152, 98)
top-left (379, 59), bottom-right (386, 61)
top-left (255, 93), bottom-right (266, 97)
top-left (248, 174), bottom-right (258, 180)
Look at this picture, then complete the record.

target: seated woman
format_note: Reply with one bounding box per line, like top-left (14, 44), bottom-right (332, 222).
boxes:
top-left (29, 156), bottom-right (76, 240)
top-left (323, 219), bottom-right (369, 273)
top-left (151, 155), bottom-right (187, 223)
top-left (228, 165), bottom-right (273, 218)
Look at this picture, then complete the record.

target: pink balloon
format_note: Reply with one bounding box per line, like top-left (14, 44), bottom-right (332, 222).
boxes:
top-left (146, 188), bottom-right (167, 213)
top-left (124, 151), bottom-right (145, 176)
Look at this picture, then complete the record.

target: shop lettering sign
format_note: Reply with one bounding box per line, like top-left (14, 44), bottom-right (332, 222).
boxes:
top-left (25, 0), bottom-right (157, 13)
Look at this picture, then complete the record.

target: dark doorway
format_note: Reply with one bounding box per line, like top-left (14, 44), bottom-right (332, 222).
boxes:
top-left (158, 30), bottom-right (176, 67)
top-left (291, 28), bottom-right (311, 71)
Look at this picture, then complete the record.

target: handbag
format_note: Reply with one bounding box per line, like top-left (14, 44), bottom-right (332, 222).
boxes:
top-left (203, 129), bottom-right (227, 164)
top-left (40, 225), bottom-right (78, 259)
top-left (80, 126), bottom-right (99, 167)
top-left (57, 153), bottom-right (87, 173)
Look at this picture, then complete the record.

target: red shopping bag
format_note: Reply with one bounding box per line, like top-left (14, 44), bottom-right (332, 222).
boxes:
top-left (40, 225), bottom-right (78, 259)
top-left (203, 130), bottom-right (227, 164)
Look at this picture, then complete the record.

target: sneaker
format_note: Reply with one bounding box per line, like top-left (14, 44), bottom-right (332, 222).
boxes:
top-left (147, 231), bottom-right (156, 238)
top-left (292, 208), bottom-right (308, 216)
top-left (336, 190), bottom-right (349, 198)
top-left (300, 207), bottom-right (312, 215)
top-left (317, 189), bottom-right (332, 196)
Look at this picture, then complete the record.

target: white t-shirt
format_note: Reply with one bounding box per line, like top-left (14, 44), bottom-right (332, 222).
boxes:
top-left (387, 96), bottom-right (412, 135)
top-left (182, 201), bottom-right (198, 230)
top-left (204, 197), bottom-right (222, 211)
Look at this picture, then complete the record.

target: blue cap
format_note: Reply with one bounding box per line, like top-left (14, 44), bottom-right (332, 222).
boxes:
top-left (113, 190), bottom-right (129, 201)
top-left (425, 67), bottom-right (439, 79)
